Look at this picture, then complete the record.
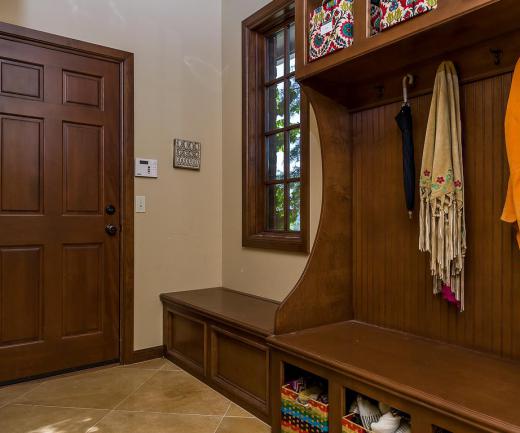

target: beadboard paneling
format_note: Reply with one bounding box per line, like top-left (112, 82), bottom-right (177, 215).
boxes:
top-left (352, 73), bottom-right (520, 360)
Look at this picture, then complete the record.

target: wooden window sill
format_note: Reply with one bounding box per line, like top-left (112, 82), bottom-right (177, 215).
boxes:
top-left (243, 231), bottom-right (308, 253)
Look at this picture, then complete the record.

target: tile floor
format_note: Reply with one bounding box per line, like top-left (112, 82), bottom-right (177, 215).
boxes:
top-left (0, 358), bottom-right (271, 433)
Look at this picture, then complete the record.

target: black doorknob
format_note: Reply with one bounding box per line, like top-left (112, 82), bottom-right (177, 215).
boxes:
top-left (105, 204), bottom-right (116, 215)
top-left (105, 224), bottom-right (118, 236)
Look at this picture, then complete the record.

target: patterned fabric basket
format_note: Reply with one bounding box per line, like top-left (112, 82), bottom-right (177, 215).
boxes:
top-left (309, 0), bottom-right (354, 62)
top-left (372, 0), bottom-right (437, 33)
top-left (281, 385), bottom-right (329, 433)
top-left (341, 414), bottom-right (373, 433)
top-left (370, 0), bottom-right (383, 36)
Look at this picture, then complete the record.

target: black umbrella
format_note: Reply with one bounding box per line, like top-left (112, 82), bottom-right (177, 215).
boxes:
top-left (395, 100), bottom-right (416, 219)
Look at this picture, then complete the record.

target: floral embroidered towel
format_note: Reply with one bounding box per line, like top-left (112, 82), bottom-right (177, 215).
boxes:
top-left (501, 59), bottom-right (520, 248)
top-left (419, 61), bottom-right (466, 311)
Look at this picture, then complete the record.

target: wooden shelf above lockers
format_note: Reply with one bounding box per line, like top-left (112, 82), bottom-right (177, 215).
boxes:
top-left (296, 0), bottom-right (520, 109)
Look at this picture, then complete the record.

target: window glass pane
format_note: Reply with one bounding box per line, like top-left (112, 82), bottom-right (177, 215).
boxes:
top-left (267, 184), bottom-right (285, 231)
top-left (267, 82), bottom-right (285, 131)
top-left (289, 129), bottom-right (301, 178)
top-left (289, 182), bottom-right (301, 231)
top-left (267, 29), bottom-right (285, 80)
top-left (289, 77), bottom-right (300, 125)
top-left (289, 23), bottom-right (296, 73)
top-left (266, 133), bottom-right (285, 180)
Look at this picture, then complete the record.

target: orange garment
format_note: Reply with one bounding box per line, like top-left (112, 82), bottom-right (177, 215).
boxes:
top-left (502, 59), bottom-right (520, 248)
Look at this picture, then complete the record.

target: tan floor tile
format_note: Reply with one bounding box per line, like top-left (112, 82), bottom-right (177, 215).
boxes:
top-left (91, 410), bottom-right (221, 433)
top-left (161, 359), bottom-right (182, 371)
top-left (0, 404), bottom-right (107, 433)
top-left (117, 371), bottom-right (229, 415)
top-left (226, 403), bottom-right (254, 418)
top-left (0, 381), bottom-right (42, 407)
top-left (215, 417), bottom-right (270, 433)
top-left (123, 358), bottom-right (168, 370)
top-left (18, 367), bottom-right (156, 410)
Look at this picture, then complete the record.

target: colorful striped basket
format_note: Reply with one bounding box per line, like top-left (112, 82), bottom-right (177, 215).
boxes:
top-left (342, 414), bottom-right (374, 433)
top-left (281, 385), bottom-right (329, 433)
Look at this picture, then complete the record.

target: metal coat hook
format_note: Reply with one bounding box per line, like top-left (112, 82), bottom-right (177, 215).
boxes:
top-left (402, 74), bottom-right (414, 105)
top-left (490, 48), bottom-right (503, 66)
top-left (375, 84), bottom-right (385, 99)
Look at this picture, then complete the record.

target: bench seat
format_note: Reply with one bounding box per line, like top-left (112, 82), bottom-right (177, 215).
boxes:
top-left (161, 287), bottom-right (279, 422)
top-left (268, 320), bottom-right (520, 433)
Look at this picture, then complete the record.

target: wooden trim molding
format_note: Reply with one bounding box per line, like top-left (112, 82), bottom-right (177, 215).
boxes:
top-left (130, 346), bottom-right (165, 364)
top-left (0, 21), bottom-right (136, 365)
top-left (242, 0), bottom-right (310, 253)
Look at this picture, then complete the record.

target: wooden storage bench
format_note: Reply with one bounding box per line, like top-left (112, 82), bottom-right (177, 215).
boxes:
top-left (160, 287), bottom-right (279, 422)
top-left (268, 321), bottom-right (520, 433)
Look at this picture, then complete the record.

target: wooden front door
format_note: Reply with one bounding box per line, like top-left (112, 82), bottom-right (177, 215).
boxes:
top-left (0, 36), bottom-right (121, 382)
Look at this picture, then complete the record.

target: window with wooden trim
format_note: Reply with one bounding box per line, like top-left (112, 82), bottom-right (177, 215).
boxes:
top-left (243, 0), bottom-right (309, 253)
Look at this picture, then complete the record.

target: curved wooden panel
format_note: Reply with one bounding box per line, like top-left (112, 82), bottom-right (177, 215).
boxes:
top-left (275, 86), bottom-right (354, 334)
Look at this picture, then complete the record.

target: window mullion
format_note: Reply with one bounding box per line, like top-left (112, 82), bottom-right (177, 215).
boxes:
top-left (283, 24), bottom-right (290, 232)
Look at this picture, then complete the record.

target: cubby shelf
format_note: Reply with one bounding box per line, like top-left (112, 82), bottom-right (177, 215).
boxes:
top-left (296, 0), bottom-right (520, 107)
top-left (269, 1), bottom-right (520, 432)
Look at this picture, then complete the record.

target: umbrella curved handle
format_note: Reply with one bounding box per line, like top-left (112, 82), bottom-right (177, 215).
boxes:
top-left (402, 74), bottom-right (414, 104)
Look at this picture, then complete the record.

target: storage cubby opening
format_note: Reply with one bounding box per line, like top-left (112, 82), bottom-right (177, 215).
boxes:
top-left (282, 363), bottom-right (329, 433)
top-left (343, 389), bottom-right (412, 433)
top-left (432, 427), bottom-right (453, 433)
top-left (283, 363), bottom-right (329, 398)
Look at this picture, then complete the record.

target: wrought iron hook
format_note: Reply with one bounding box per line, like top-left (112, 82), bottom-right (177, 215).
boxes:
top-left (490, 48), bottom-right (503, 66)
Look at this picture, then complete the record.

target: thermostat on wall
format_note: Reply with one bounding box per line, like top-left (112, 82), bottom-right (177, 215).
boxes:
top-left (135, 158), bottom-right (158, 178)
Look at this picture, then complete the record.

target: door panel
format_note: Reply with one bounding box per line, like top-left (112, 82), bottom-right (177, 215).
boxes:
top-left (0, 36), bottom-right (121, 382)
top-left (62, 244), bottom-right (103, 338)
top-left (0, 59), bottom-right (43, 100)
top-left (0, 247), bottom-right (42, 346)
top-left (1, 115), bottom-right (43, 213)
top-left (63, 122), bottom-right (103, 214)
top-left (63, 70), bottom-right (103, 109)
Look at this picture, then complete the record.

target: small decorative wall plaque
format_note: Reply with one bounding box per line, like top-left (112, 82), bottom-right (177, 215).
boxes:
top-left (173, 139), bottom-right (201, 170)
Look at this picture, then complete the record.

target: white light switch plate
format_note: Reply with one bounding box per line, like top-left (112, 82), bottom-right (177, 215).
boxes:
top-left (135, 196), bottom-right (146, 213)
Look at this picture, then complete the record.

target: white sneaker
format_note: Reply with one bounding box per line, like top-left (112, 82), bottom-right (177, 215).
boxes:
top-left (395, 421), bottom-right (412, 433)
top-left (357, 396), bottom-right (382, 430)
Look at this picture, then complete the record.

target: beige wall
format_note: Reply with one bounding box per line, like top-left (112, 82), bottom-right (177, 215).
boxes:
top-left (221, 0), bottom-right (323, 301)
top-left (0, 0), bottom-right (223, 350)
top-left (0, 0), bottom-right (322, 349)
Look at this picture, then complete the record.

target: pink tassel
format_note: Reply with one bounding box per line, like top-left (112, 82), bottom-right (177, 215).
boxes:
top-left (441, 284), bottom-right (461, 309)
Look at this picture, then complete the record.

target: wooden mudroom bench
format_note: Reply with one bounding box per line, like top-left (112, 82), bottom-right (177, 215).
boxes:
top-left (160, 287), bottom-right (279, 422)
top-left (268, 321), bottom-right (520, 433)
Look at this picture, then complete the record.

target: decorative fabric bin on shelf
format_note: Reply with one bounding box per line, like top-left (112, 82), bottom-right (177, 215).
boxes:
top-left (342, 414), bottom-right (373, 433)
top-left (281, 385), bottom-right (329, 433)
top-left (371, 0), bottom-right (438, 33)
top-left (309, 0), bottom-right (354, 62)
top-left (370, 0), bottom-right (383, 35)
